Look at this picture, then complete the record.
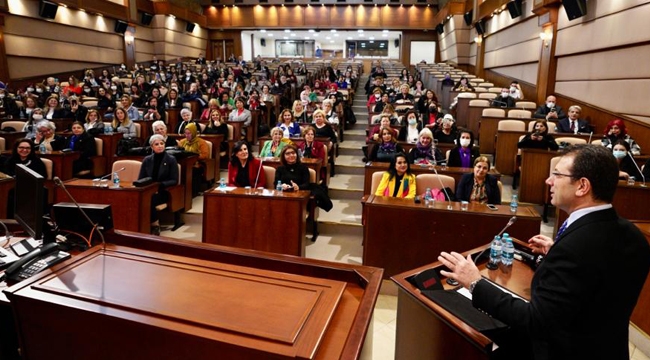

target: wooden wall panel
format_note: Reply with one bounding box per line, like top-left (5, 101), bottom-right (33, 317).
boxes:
top-left (407, 6), bottom-right (436, 29)
top-left (278, 6), bottom-right (305, 28)
top-left (330, 6), bottom-right (356, 28)
top-left (230, 7), bottom-right (254, 28)
top-left (356, 6), bottom-right (381, 28)
top-left (254, 6), bottom-right (279, 27)
top-left (7, 58), bottom-right (108, 80)
top-left (380, 6), bottom-right (408, 28)
top-left (304, 6), bottom-right (330, 28)
top-left (484, 69), bottom-right (537, 103)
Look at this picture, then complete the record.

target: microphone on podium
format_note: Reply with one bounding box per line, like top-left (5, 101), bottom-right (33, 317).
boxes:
top-left (472, 216), bottom-right (518, 265)
top-left (53, 177), bottom-right (106, 248)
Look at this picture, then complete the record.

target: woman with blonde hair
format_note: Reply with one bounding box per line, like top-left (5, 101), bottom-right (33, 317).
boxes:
top-left (112, 107), bottom-right (136, 139)
top-left (260, 127), bottom-right (292, 157)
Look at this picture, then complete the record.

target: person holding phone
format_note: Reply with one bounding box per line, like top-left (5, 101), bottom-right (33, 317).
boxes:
top-left (534, 95), bottom-right (567, 121)
top-left (374, 152), bottom-right (416, 199)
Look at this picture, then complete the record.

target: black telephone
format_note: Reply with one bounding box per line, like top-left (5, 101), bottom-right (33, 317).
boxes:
top-left (4, 243), bottom-right (70, 283)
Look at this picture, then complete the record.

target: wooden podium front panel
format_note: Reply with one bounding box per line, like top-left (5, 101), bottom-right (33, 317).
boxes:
top-left (6, 245), bottom-right (347, 359)
top-left (202, 188), bottom-right (309, 256)
top-left (363, 195), bottom-right (541, 278)
top-left (0, 177), bottom-right (15, 219)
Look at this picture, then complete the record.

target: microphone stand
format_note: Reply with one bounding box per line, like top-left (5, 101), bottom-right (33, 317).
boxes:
top-left (474, 216), bottom-right (518, 267)
top-left (98, 167), bottom-right (125, 181)
top-left (629, 154), bottom-right (647, 187)
top-left (430, 166), bottom-right (453, 210)
top-left (53, 177), bottom-right (106, 249)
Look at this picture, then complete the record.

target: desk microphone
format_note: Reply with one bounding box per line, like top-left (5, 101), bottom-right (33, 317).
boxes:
top-left (53, 177), bottom-right (106, 249)
top-left (430, 166), bottom-right (453, 210)
top-left (587, 131), bottom-right (593, 144)
top-left (253, 158), bottom-right (264, 189)
top-left (473, 216), bottom-right (518, 264)
top-left (98, 167), bottom-right (125, 181)
top-left (629, 154), bottom-right (647, 187)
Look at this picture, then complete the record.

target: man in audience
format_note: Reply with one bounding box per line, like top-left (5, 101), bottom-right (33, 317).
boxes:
top-left (534, 95), bottom-right (567, 121)
top-left (439, 145), bottom-right (650, 360)
top-left (556, 105), bottom-right (590, 134)
top-left (491, 87), bottom-right (516, 108)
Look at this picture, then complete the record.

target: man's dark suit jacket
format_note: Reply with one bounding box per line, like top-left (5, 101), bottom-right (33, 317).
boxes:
top-left (555, 118), bottom-right (590, 134)
top-left (534, 105), bottom-right (567, 121)
top-left (472, 208), bottom-right (650, 360)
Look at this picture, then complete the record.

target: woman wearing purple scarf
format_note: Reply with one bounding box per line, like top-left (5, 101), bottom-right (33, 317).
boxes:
top-left (369, 127), bottom-right (404, 163)
top-left (407, 128), bottom-right (444, 165)
top-left (447, 129), bottom-right (479, 168)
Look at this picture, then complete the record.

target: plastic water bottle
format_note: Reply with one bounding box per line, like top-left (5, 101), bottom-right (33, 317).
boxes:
top-left (112, 172), bottom-right (120, 188)
top-left (219, 177), bottom-right (226, 189)
top-left (510, 194), bottom-right (519, 213)
top-left (502, 234), bottom-right (514, 266)
top-left (276, 180), bottom-right (283, 193)
top-left (487, 235), bottom-right (502, 270)
top-left (424, 187), bottom-right (432, 206)
top-left (39, 143), bottom-right (47, 154)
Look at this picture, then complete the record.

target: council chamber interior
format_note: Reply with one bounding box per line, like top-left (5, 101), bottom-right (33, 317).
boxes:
top-left (0, 0), bottom-right (650, 359)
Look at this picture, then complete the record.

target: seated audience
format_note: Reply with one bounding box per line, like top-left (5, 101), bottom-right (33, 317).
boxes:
top-left (394, 84), bottom-right (415, 104)
top-left (120, 95), bottom-right (140, 122)
top-left (602, 119), bottom-right (641, 156)
top-left (456, 156), bottom-right (501, 205)
top-left (534, 95), bottom-right (567, 121)
top-left (178, 123), bottom-right (209, 196)
top-left (200, 99), bottom-right (219, 121)
top-left (399, 111), bottom-right (423, 143)
top-left (298, 127), bottom-right (327, 182)
top-left (408, 128), bottom-right (444, 165)
top-left (368, 115), bottom-right (398, 143)
top-left (43, 95), bottom-right (68, 120)
top-left (555, 105), bottom-right (590, 134)
top-left (452, 77), bottom-right (475, 92)
top-left (433, 114), bottom-right (458, 144)
top-left (612, 140), bottom-right (642, 180)
top-left (322, 99), bottom-right (339, 125)
top-left (112, 107), bottom-right (136, 139)
top-left (374, 152), bottom-right (416, 199)
top-left (138, 134), bottom-right (179, 235)
top-left (274, 144), bottom-right (311, 191)
top-left (311, 109), bottom-right (337, 146)
top-left (447, 130), bottom-right (480, 168)
top-left (149, 120), bottom-right (178, 148)
top-left (2, 138), bottom-right (48, 218)
top-left (227, 140), bottom-right (266, 188)
top-left (22, 108), bottom-right (44, 139)
top-left (260, 127), bottom-right (291, 158)
top-left (276, 109), bottom-right (301, 138)
top-left (491, 87), bottom-right (516, 108)
top-left (175, 108), bottom-right (201, 135)
top-left (292, 100), bottom-right (311, 124)
top-left (65, 121), bottom-right (97, 175)
top-left (203, 110), bottom-right (229, 152)
top-left (34, 120), bottom-right (66, 151)
top-left (228, 97), bottom-right (252, 137)
top-left (517, 120), bottom-right (559, 151)
top-left (369, 127), bottom-right (404, 163)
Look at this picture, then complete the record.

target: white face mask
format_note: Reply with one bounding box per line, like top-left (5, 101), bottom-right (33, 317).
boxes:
top-left (510, 86), bottom-right (517, 92)
top-left (613, 150), bottom-right (627, 159)
top-left (84, 88), bottom-right (91, 93)
top-left (32, 114), bottom-right (43, 120)
top-left (36, 88), bottom-right (43, 93)
top-left (111, 85), bottom-right (118, 90)
top-left (27, 87), bottom-right (34, 92)
top-left (501, 92), bottom-right (509, 97)
top-left (0, 93), bottom-right (5, 99)
top-left (186, 73), bottom-right (191, 77)
top-left (546, 102), bottom-right (555, 108)
top-left (460, 138), bottom-right (471, 147)
top-left (408, 118), bottom-right (417, 125)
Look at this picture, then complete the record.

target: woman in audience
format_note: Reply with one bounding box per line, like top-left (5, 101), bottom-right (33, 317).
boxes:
top-left (34, 120), bottom-right (65, 151)
top-left (228, 97), bottom-right (252, 137)
top-left (175, 108), bottom-right (201, 135)
top-left (372, 92), bottom-right (391, 113)
top-left (311, 109), bottom-right (337, 146)
top-left (63, 76), bottom-right (82, 97)
top-left (163, 88), bottom-right (182, 109)
top-left (298, 126), bottom-right (327, 182)
top-left (292, 100), bottom-right (311, 124)
top-left (217, 92), bottom-right (234, 116)
top-left (612, 140), bottom-right (642, 180)
top-left (44, 95), bottom-right (67, 119)
top-left (398, 110), bottom-right (423, 143)
top-left (178, 123), bottom-right (209, 196)
top-left (260, 84), bottom-right (274, 102)
top-left (274, 144), bottom-right (311, 191)
top-left (517, 120), bottom-right (559, 150)
top-left (420, 91), bottom-right (441, 127)
top-left (65, 121), bottom-right (97, 176)
top-left (227, 140), bottom-right (266, 188)
top-left (150, 120), bottom-right (177, 148)
top-left (22, 108), bottom-right (43, 139)
top-left (138, 134), bottom-right (179, 236)
top-left (452, 76), bottom-right (475, 92)
top-left (408, 128), bottom-right (444, 165)
top-left (321, 99), bottom-right (339, 125)
top-left (203, 110), bottom-right (229, 152)
top-left (411, 80), bottom-right (426, 99)
top-left (276, 109), bottom-right (301, 138)
top-left (200, 98), bottom-right (219, 121)
top-left (259, 127), bottom-right (290, 158)
top-left (456, 156), bottom-right (501, 205)
top-left (3, 138), bottom-right (47, 177)
top-left (18, 96), bottom-right (38, 120)
top-left (447, 130), bottom-right (479, 168)
top-left (368, 115), bottom-right (398, 143)
top-left (96, 87), bottom-right (116, 117)
top-left (369, 127), bottom-right (404, 163)
top-left (602, 119), bottom-right (641, 156)
top-left (374, 152), bottom-right (416, 199)
top-left (143, 96), bottom-right (165, 122)
top-left (112, 107), bottom-right (136, 139)
top-left (120, 95), bottom-right (140, 121)
top-left (433, 114), bottom-right (458, 144)
top-left (83, 109), bottom-right (104, 136)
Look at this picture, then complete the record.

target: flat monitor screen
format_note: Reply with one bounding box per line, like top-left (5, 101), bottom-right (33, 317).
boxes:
top-left (14, 164), bottom-right (44, 240)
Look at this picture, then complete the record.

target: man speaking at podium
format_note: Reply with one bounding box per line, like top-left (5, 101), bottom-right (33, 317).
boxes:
top-left (439, 145), bottom-right (650, 360)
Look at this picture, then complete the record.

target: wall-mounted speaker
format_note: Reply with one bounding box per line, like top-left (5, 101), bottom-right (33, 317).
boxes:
top-left (141, 12), bottom-right (153, 26)
top-left (114, 20), bottom-right (128, 34)
top-left (436, 24), bottom-right (444, 34)
top-left (507, 0), bottom-right (523, 19)
top-left (394, 39), bottom-right (400, 48)
top-left (186, 22), bottom-right (196, 33)
top-left (463, 10), bottom-right (473, 26)
top-left (475, 20), bottom-right (485, 36)
top-left (261, 38), bottom-right (266, 47)
top-left (39, 0), bottom-right (58, 20)
top-left (563, 0), bottom-right (587, 21)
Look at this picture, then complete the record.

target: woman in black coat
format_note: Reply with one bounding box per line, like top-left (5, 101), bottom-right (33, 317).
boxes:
top-left (274, 144), bottom-right (311, 191)
top-left (447, 129), bottom-right (480, 168)
top-left (3, 138), bottom-right (48, 218)
top-left (66, 121), bottom-right (97, 175)
top-left (138, 134), bottom-right (179, 235)
top-left (456, 156), bottom-right (501, 205)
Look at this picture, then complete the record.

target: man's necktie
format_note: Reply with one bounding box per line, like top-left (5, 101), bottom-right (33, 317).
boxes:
top-left (555, 220), bottom-right (569, 243)
top-left (570, 121), bottom-right (575, 132)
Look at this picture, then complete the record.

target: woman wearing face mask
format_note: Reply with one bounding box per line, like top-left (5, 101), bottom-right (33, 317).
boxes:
top-left (138, 134), bottom-right (179, 235)
top-left (441, 72), bottom-right (455, 87)
top-left (276, 109), bottom-right (301, 138)
top-left (398, 111), bottom-right (423, 143)
top-left (260, 127), bottom-right (291, 158)
top-left (418, 90), bottom-right (440, 126)
top-left (366, 88), bottom-right (384, 109)
top-left (612, 140), bottom-right (642, 180)
top-left (83, 109), bottom-right (105, 137)
top-left (375, 152), bottom-right (416, 199)
top-left (227, 140), bottom-right (266, 188)
top-left (65, 121), bottom-right (97, 176)
top-left (456, 156), bottom-right (501, 204)
top-left (601, 119), bottom-right (641, 156)
top-left (408, 128), bottom-right (444, 165)
top-left (369, 127), bottom-right (404, 163)
top-left (22, 108), bottom-right (44, 139)
top-left (447, 130), bottom-right (480, 168)
top-left (33, 83), bottom-right (48, 107)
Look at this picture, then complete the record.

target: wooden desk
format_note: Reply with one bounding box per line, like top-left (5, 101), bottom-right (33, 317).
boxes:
top-left (202, 187), bottom-right (310, 256)
top-left (391, 242), bottom-right (534, 360)
top-left (54, 179), bottom-right (157, 233)
top-left (97, 132), bottom-right (123, 174)
top-left (134, 119), bottom-right (153, 142)
top-left (518, 149), bottom-right (557, 204)
top-left (0, 177), bottom-right (15, 219)
top-left (40, 151), bottom-right (81, 180)
top-left (363, 162), bottom-right (501, 195)
top-left (170, 134), bottom-right (223, 180)
top-left (4, 231), bottom-right (382, 360)
top-left (166, 108), bottom-right (181, 136)
top-left (362, 195), bottom-right (541, 278)
top-left (115, 154), bottom-right (198, 211)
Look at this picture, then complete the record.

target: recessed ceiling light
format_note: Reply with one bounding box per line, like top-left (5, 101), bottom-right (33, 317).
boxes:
top-left (358, 29), bottom-right (364, 33)
top-left (347, 37), bottom-right (353, 40)
top-left (291, 33), bottom-right (296, 36)
top-left (382, 30), bottom-right (389, 33)
top-left (260, 29), bottom-right (266, 32)
top-left (268, 33), bottom-right (274, 36)
top-left (382, 34), bottom-right (388, 37)
top-left (309, 29), bottom-right (315, 33)
top-left (369, 36), bottom-right (375, 40)
top-left (285, 29), bottom-right (290, 33)
top-left (283, 37), bottom-right (288, 39)
top-left (334, 34), bottom-right (339, 37)
top-left (326, 36), bottom-right (331, 40)
top-left (331, 29), bottom-right (337, 33)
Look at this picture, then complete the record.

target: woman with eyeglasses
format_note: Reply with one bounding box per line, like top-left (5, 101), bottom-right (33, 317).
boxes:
top-left (274, 144), bottom-right (310, 192)
top-left (456, 156), bottom-right (501, 205)
top-left (3, 138), bottom-right (48, 218)
top-left (34, 120), bottom-right (66, 151)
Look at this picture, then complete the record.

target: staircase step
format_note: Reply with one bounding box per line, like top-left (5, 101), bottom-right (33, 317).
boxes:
top-left (329, 173), bottom-right (364, 191)
top-left (316, 199), bottom-right (363, 226)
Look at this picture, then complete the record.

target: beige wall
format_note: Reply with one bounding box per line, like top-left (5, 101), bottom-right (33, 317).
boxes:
top-left (4, 0), bottom-right (125, 79)
top-left (554, 1), bottom-right (650, 123)
top-left (149, 15), bottom-right (207, 62)
top-left (438, 15), bottom-right (470, 65)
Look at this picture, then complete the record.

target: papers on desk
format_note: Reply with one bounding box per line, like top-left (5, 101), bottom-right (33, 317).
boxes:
top-left (455, 277), bottom-right (529, 303)
top-left (212, 186), bottom-right (237, 192)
